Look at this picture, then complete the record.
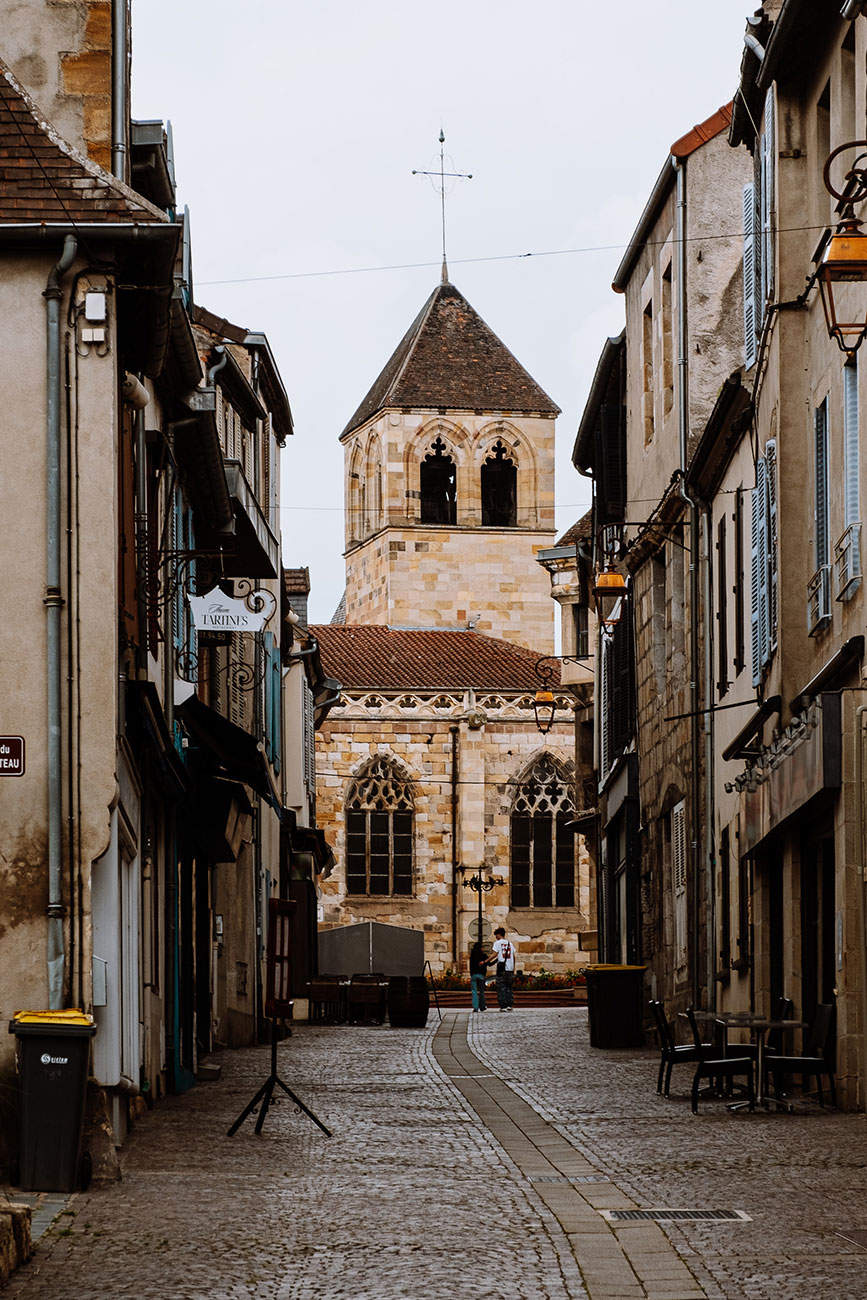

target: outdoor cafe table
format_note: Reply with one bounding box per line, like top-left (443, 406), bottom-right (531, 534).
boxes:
top-left (690, 1010), bottom-right (807, 1110)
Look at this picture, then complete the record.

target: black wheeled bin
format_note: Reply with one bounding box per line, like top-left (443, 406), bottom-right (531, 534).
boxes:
top-left (11, 1009), bottom-right (96, 1191)
top-left (584, 965), bottom-right (646, 1048)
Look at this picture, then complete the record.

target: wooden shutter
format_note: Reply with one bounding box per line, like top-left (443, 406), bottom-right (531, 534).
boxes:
top-left (765, 439), bottom-right (778, 652)
top-left (751, 457), bottom-right (769, 686)
top-left (760, 91), bottom-right (775, 308)
top-left (815, 400), bottom-right (830, 567)
top-left (743, 183), bottom-right (758, 369)
top-left (672, 801), bottom-right (688, 972)
top-left (716, 512), bottom-right (728, 697)
top-left (844, 363), bottom-right (859, 529)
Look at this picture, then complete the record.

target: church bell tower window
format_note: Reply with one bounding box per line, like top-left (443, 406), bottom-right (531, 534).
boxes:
top-left (420, 436), bottom-right (456, 524)
top-left (481, 440), bottom-right (517, 526)
top-left (345, 756), bottom-right (414, 895)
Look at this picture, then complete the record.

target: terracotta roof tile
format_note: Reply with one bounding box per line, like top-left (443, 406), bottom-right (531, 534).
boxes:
top-left (342, 281), bottom-right (559, 436)
top-left (310, 624), bottom-right (559, 693)
top-left (670, 103), bottom-right (733, 161)
top-left (0, 57), bottom-right (168, 225)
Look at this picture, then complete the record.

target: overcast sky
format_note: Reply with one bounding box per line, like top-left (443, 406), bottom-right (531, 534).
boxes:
top-left (131, 1), bottom-right (752, 623)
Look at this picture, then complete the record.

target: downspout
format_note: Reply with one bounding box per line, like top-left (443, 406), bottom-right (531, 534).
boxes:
top-left (45, 233), bottom-right (77, 1009)
top-left (129, 375), bottom-right (151, 675)
top-left (855, 706), bottom-right (867, 1111)
top-left (450, 724), bottom-right (460, 964)
top-left (111, 0), bottom-right (129, 182)
top-left (672, 155), bottom-right (704, 1009)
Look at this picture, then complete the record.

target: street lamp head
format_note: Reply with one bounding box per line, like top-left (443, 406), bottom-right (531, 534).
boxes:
top-left (817, 142), bottom-right (867, 356)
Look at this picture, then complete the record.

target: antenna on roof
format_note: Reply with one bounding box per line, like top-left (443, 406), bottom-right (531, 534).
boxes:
top-left (412, 129), bottom-right (472, 284)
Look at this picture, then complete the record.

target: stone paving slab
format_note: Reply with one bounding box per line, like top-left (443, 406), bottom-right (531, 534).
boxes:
top-left (2, 1007), bottom-right (867, 1299)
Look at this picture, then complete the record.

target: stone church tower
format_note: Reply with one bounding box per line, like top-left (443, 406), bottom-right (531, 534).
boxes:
top-left (312, 279), bottom-right (592, 977)
top-left (340, 279), bottom-right (560, 648)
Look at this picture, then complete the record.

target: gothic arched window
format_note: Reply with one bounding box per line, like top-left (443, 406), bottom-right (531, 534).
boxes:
top-left (481, 440), bottom-right (517, 526)
top-left (510, 755), bottom-right (576, 908)
top-left (345, 757), bottom-right (414, 895)
top-left (420, 436), bottom-right (456, 524)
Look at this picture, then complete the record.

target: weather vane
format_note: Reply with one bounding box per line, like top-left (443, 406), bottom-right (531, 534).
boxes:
top-left (413, 130), bottom-right (472, 283)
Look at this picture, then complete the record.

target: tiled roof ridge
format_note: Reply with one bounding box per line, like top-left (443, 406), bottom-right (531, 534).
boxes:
top-left (0, 55), bottom-right (168, 225)
top-left (670, 102), bottom-right (734, 161)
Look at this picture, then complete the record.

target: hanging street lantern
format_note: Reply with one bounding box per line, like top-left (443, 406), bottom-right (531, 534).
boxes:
top-left (817, 142), bottom-right (867, 357)
top-left (592, 565), bottom-right (627, 628)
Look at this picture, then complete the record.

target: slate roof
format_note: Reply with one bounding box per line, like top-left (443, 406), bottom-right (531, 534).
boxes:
top-left (0, 57), bottom-right (167, 225)
top-left (555, 510), bottom-right (593, 549)
top-left (310, 624), bottom-right (559, 693)
top-left (342, 281), bottom-right (560, 437)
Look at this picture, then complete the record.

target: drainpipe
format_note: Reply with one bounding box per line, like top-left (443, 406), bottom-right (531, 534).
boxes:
top-left (450, 724), bottom-right (460, 964)
top-left (111, 0), bottom-right (129, 182)
top-left (855, 706), bottom-right (867, 1111)
top-left (45, 233), bottom-right (77, 1009)
top-left (672, 155), bottom-right (704, 1008)
top-left (128, 374), bottom-right (151, 674)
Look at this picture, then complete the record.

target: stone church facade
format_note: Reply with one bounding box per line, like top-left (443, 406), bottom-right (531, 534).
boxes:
top-left (313, 278), bottom-right (592, 975)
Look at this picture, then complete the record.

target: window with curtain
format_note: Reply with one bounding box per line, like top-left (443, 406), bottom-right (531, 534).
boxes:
top-left (510, 755), bottom-right (577, 909)
top-left (345, 757), bottom-right (414, 896)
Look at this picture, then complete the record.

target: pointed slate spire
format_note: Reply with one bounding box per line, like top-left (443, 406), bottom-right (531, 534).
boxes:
top-left (341, 281), bottom-right (560, 437)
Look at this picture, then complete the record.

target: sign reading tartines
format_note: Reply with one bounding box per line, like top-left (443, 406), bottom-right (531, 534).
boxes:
top-left (0, 737), bottom-right (24, 776)
top-left (187, 586), bottom-right (273, 633)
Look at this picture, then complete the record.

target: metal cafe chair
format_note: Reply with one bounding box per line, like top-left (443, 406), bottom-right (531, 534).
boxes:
top-left (649, 1000), bottom-right (709, 1097)
top-left (686, 1007), bottom-right (755, 1114)
top-left (765, 1002), bottom-right (837, 1107)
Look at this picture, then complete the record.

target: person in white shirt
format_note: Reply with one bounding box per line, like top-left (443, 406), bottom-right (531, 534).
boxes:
top-left (491, 927), bottom-right (517, 1011)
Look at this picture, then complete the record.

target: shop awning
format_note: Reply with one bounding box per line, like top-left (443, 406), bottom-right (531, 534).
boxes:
top-left (176, 694), bottom-right (279, 807)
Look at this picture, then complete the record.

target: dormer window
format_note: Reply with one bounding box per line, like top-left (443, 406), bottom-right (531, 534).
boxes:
top-left (420, 436), bottom-right (456, 524)
top-left (481, 440), bottom-right (517, 526)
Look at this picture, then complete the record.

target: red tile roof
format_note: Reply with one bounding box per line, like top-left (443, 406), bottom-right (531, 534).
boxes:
top-left (0, 57), bottom-right (168, 225)
top-left (670, 103), bottom-right (733, 161)
top-left (310, 624), bottom-right (559, 692)
top-left (556, 510), bottom-right (593, 548)
top-left (342, 281), bottom-right (560, 437)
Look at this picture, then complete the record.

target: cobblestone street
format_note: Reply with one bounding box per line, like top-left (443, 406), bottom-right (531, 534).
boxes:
top-left (4, 1008), bottom-right (867, 1300)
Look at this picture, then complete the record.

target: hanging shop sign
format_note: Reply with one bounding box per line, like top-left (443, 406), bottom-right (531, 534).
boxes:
top-left (0, 736), bottom-right (25, 776)
top-left (187, 586), bottom-right (276, 634)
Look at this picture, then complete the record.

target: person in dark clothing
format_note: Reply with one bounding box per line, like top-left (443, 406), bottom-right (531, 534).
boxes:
top-left (469, 941), bottom-right (491, 1012)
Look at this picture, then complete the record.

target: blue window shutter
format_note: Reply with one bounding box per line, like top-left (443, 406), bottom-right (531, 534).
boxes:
top-left (743, 183), bottom-right (757, 369)
top-left (172, 489), bottom-right (183, 659)
top-left (272, 641), bottom-right (281, 776)
top-left (765, 439), bottom-right (778, 652)
top-left (844, 363), bottom-right (859, 529)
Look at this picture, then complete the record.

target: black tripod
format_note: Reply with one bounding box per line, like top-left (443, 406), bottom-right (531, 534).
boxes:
top-left (227, 1019), bottom-right (332, 1138)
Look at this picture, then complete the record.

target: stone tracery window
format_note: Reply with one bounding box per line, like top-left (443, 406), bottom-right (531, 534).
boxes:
top-left (345, 756), bottom-right (414, 895)
top-left (420, 436), bottom-right (456, 524)
top-left (510, 755), bottom-right (576, 908)
top-left (481, 440), bottom-right (517, 526)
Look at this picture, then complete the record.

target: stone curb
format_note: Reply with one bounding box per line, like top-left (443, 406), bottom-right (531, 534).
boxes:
top-left (0, 1204), bottom-right (31, 1285)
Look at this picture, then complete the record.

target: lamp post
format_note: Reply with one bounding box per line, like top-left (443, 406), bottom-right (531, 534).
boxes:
top-left (463, 868), bottom-right (503, 946)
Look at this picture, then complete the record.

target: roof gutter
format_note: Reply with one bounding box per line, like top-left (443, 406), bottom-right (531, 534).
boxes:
top-left (111, 0), bottom-right (129, 182)
top-left (572, 331), bottom-right (625, 471)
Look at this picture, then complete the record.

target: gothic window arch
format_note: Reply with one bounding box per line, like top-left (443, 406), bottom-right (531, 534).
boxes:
top-left (510, 754), bottom-right (577, 908)
top-left (481, 440), bottom-right (517, 526)
top-left (345, 756), bottom-right (414, 895)
top-left (348, 444), bottom-right (364, 543)
top-left (420, 436), bottom-right (457, 524)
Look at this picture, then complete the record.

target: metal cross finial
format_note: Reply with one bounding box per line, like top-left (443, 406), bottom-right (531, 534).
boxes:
top-left (412, 130), bottom-right (472, 282)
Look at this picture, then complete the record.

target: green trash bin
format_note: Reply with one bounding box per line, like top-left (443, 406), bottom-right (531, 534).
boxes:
top-left (584, 965), bottom-right (647, 1048)
top-left (10, 1009), bottom-right (96, 1191)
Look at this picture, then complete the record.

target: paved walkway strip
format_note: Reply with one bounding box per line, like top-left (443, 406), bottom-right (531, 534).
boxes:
top-left (433, 1013), bottom-right (707, 1300)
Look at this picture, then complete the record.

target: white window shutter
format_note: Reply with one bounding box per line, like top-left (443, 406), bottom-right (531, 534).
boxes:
top-left (844, 364), bottom-right (860, 529)
top-left (761, 91), bottom-right (775, 307)
top-left (751, 457), bottom-right (769, 685)
top-left (743, 183), bottom-right (757, 369)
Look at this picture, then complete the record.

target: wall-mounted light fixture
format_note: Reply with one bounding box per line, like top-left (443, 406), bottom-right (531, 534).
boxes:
top-left (533, 657), bottom-right (558, 734)
top-left (592, 565), bottom-right (627, 629)
top-left (817, 141), bottom-right (867, 356)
